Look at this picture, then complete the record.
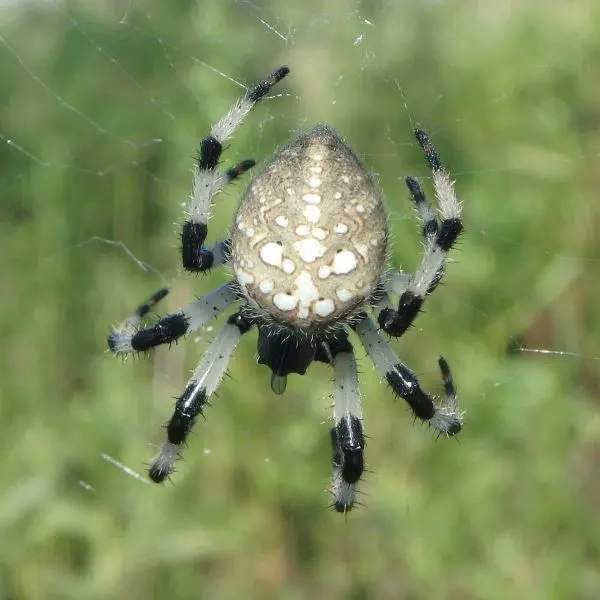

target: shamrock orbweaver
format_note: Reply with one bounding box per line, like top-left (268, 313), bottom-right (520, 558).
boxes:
top-left (108, 66), bottom-right (464, 513)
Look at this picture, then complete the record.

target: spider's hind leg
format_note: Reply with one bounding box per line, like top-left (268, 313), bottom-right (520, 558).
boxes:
top-left (318, 331), bottom-right (365, 514)
top-left (148, 312), bottom-right (253, 483)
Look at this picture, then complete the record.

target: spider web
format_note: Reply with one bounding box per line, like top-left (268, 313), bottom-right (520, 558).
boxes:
top-left (4, 2), bottom-right (600, 598)
top-left (2, 1), bottom-right (599, 483)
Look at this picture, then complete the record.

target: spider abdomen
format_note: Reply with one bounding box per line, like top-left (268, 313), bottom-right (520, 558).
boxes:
top-left (231, 125), bottom-right (388, 331)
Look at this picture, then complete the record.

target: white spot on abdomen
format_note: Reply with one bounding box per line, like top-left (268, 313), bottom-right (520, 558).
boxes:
top-left (294, 237), bottom-right (327, 263)
top-left (336, 288), bottom-right (353, 302)
top-left (259, 280), bottom-right (274, 294)
top-left (295, 271), bottom-right (319, 307)
top-left (260, 242), bottom-right (283, 267)
top-left (318, 265), bottom-right (331, 279)
top-left (304, 205), bottom-right (321, 223)
top-left (273, 293), bottom-right (299, 311)
top-left (302, 193), bottom-right (321, 204)
top-left (314, 298), bottom-right (335, 317)
top-left (282, 258), bottom-right (296, 274)
top-left (332, 250), bottom-right (357, 274)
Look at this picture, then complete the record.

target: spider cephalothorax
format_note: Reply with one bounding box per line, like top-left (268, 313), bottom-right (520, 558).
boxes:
top-left (108, 66), bottom-right (464, 513)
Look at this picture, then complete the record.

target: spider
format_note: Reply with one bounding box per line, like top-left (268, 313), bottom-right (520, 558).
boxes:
top-left (108, 66), bottom-right (464, 513)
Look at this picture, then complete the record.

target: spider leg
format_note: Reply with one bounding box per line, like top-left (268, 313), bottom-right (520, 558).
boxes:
top-left (384, 272), bottom-right (411, 296)
top-left (148, 312), bottom-right (253, 483)
top-left (355, 313), bottom-right (462, 435)
top-left (378, 129), bottom-right (463, 337)
top-left (107, 281), bottom-right (237, 355)
top-left (324, 332), bottom-right (364, 514)
top-left (203, 239), bottom-right (231, 270)
top-left (182, 66), bottom-right (290, 273)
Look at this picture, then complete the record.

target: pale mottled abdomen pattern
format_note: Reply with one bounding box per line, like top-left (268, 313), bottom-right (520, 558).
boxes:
top-left (231, 125), bottom-right (388, 331)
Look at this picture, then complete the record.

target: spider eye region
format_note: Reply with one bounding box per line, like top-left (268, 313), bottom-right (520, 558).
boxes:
top-left (230, 125), bottom-right (388, 331)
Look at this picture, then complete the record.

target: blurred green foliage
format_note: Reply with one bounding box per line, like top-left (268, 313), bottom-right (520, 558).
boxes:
top-left (2, 0), bottom-right (600, 598)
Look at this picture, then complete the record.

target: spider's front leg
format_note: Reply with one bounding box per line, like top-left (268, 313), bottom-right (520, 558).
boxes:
top-left (181, 66), bottom-right (290, 273)
top-left (378, 129), bottom-right (463, 338)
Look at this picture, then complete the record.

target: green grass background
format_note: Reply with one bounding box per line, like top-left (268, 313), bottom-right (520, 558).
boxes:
top-left (2, 0), bottom-right (600, 598)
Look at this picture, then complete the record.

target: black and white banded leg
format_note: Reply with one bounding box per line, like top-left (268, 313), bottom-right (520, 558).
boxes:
top-left (149, 312), bottom-right (253, 482)
top-left (108, 281), bottom-right (237, 356)
top-left (378, 129), bottom-right (463, 338)
top-left (355, 314), bottom-right (462, 435)
top-left (181, 66), bottom-right (290, 273)
top-left (326, 334), bottom-right (365, 513)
